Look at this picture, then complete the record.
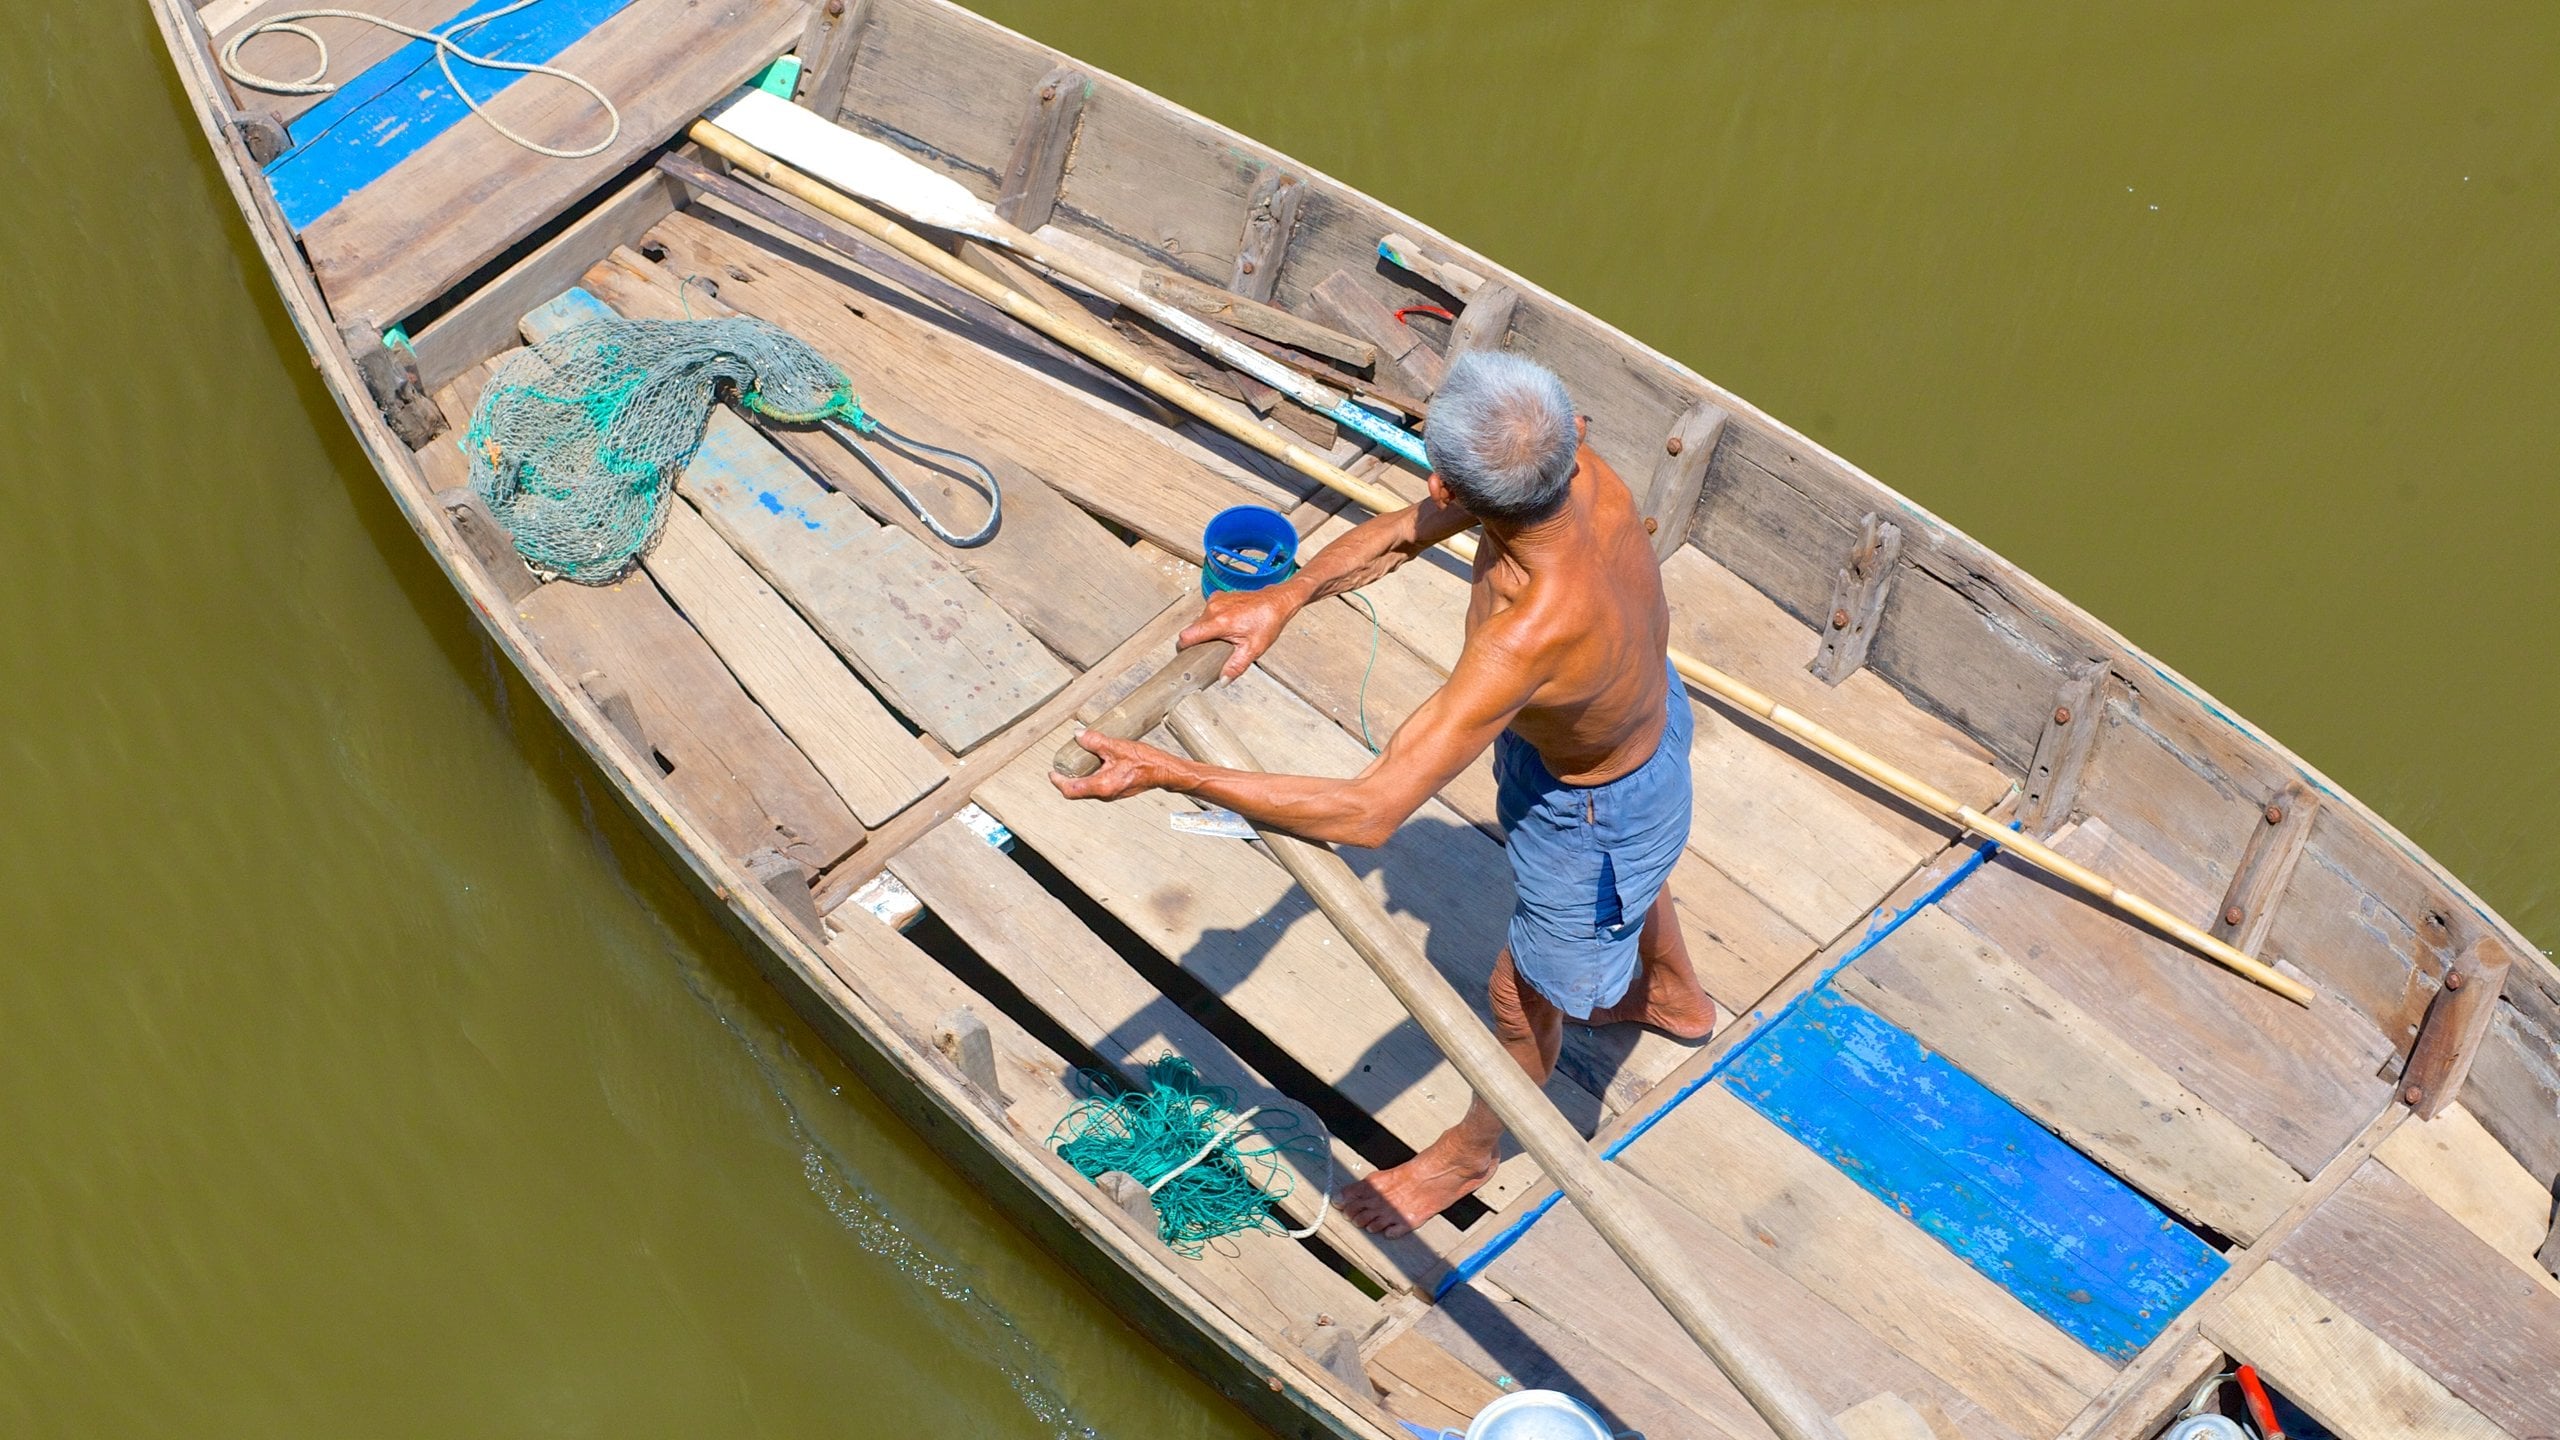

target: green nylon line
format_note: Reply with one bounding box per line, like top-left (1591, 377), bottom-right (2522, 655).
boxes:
top-left (1048, 1057), bottom-right (1318, 1257)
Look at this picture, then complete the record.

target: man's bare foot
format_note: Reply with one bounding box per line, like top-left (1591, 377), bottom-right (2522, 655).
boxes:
top-left (1585, 973), bottom-right (1720, 1041)
top-left (1338, 1136), bottom-right (1499, 1237)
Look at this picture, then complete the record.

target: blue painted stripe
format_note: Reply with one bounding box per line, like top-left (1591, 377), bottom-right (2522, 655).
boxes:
top-left (1433, 828), bottom-right (2011, 1298)
top-left (1719, 989), bottom-right (2226, 1359)
top-left (266, 0), bottom-right (637, 231)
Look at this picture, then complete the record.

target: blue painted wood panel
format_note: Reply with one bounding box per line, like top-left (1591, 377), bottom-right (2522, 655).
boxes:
top-left (267, 0), bottom-right (637, 230)
top-left (1719, 988), bottom-right (2226, 1359)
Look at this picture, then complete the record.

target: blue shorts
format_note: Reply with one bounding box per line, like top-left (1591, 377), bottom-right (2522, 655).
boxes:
top-left (1495, 661), bottom-right (1694, 1019)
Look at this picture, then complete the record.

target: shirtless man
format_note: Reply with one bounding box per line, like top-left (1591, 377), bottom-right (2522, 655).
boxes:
top-left (1053, 352), bottom-right (1716, 1236)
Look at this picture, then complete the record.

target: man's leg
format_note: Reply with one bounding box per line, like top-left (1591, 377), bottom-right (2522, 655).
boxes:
top-left (1338, 949), bottom-right (1559, 1237)
top-left (1585, 887), bottom-right (1719, 1040)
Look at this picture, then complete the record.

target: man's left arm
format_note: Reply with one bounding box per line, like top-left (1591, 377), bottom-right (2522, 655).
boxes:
top-left (1053, 637), bottom-right (1538, 849)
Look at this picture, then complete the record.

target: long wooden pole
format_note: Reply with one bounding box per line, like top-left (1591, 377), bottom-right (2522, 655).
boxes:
top-left (1167, 696), bottom-right (1842, 1440)
top-left (685, 119), bottom-right (2313, 1009)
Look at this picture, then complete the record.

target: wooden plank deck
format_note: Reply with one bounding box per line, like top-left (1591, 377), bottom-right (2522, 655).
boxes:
top-left (300, 0), bottom-right (803, 323)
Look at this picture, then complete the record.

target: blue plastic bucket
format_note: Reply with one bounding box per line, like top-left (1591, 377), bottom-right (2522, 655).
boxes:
top-left (1199, 504), bottom-right (1299, 597)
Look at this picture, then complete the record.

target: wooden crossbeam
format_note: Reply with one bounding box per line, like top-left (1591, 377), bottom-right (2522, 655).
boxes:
top-left (1641, 400), bottom-right (1727, 560)
top-left (1228, 168), bottom-right (1304, 303)
top-left (2017, 663), bottom-right (2109, 835)
top-left (2401, 936), bottom-right (2516, 1118)
top-left (2210, 778), bottom-right (2320, 953)
top-left (793, 0), bottom-right (875, 121)
top-left (995, 64), bottom-right (1090, 230)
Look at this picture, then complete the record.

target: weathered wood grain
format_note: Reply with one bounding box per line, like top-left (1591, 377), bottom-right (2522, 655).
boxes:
top-left (2200, 1261), bottom-right (2509, 1440)
top-left (1309, 271), bottom-right (1448, 396)
top-left (518, 283), bottom-right (1074, 751)
top-left (2207, 778), bottom-right (2319, 954)
top-left (1940, 818), bottom-right (2394, 1177)
top-left (2402, 935), bottom-right (2516, 1119)
top-left (643, 207), bottom-right (1313, 552)
top-left (302, 0), bottom-right (802, 325)
top-left (581, 240), bottom-right (1187, 666)
top-left (512, 574), bottom-right (864, 869)
top-left (1481, 1171), bottom-right (2030, 1440)
top-left (792, 0), bottom-right (873, 123)
top-left (885, 816), bottom-right (1470, 1293)
top-left (1446, 280), bottom-right (1520, 360)
top-left (1840, 906), bottom-right (2304, 1241)
top-left (1228, 168), bottom-right (1304, 304)
top-left (993, 63), bottom-right (1087, 229)
top-left (2274, 1158), bottom-right (2560, 1438)
top-left (1809, 513), bottom-right (1901, 687)
top-left (1364, 1327), bottom-right (1502, 1435)
top-left (2377, 1103), bottom-right (2560, 1290)
top-left (2015, 663), bottom-right (2108, 837)
top-left (1641, 404), bottom-right (1728, 562)
top-left (409, 166), bottom-right (690, 389)
top-left (644, 500), bottom-right (947, 824)
top-left (209, 0), bottom-right (467, 124)
top-left (1618, 1086), bottom-right (2113, 1436)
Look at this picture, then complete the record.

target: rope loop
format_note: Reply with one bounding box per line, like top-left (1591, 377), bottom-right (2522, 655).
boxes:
top-left (218, 1), bottom-right (621, 161)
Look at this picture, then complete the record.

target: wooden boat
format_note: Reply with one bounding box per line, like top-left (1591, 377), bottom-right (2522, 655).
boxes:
top-left (155, 1), bottom-right (2560, 1435)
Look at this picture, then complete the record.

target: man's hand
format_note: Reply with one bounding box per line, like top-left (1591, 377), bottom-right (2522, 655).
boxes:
top-left (1178, 583), bottom-right (1303, 681)
top-left (1050, 731), bottom-right (1190, 801)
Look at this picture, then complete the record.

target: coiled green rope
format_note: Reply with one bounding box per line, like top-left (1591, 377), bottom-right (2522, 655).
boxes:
top-left (1050, 1056), bottom-right (1330, 1257)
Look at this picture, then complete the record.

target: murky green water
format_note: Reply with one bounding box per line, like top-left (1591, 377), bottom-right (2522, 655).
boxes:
top-left (1, 2), bottom-right (2547, 1435)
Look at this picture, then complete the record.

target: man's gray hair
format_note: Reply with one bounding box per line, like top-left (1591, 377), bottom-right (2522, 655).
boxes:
top-left (1423, 352), bottom-right (1579, 525)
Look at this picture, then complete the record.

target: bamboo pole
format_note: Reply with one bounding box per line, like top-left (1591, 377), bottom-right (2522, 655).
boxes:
top-left (1166, 696), bottom-right (1843, 1440)
top-left (684, 119), bottom-right (2314, 1009)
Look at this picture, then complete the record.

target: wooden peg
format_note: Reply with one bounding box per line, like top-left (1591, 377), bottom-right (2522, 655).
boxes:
top-left (440, 490), bottom-right (540, 602)
top-left (1639, 401), bottom-right (1727, 560)
top-left (793, 0), bottom-right (875, 119)
top-left (2017, 663), bottom-right (2109, 835)
top-left (1096, 1171), bottom-right (1161, 1234)
top-left (1229, 168), bottom-right (1304, 304)
top-left (1447, 280), bottom-right (1521, 359)
top-left (933, 1006), bottom-right (1004, 1102)
top-left (234, 110), bottom-right (287, 165)
top-left (1302, 1324), bottom-right (1376, 1398)
top-left (745, 846), bottom-right (826, 947)
top-left (2209, 778), bottom-right (2320, 953)
top-left (2400, 935), bottom-right (2513, 1119)
top-left (995, 65), bottom-right (1090, 230)
top-left (339, 319), bottom-right (447, 450)
top-left (1810, 513), bottom-right (1902, 685)
top-left (1308, 271), bottom-right (1445, 395)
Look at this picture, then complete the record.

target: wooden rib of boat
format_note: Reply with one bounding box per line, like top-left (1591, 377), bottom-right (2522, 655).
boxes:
top-left (156, 2), bottom-right (2560, 1435)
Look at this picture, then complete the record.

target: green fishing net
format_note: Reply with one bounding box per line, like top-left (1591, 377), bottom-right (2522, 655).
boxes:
top-left (464, 315), bottom-right (870, 584)
top-left (1051, 1056), bottom-right (1329, 1257)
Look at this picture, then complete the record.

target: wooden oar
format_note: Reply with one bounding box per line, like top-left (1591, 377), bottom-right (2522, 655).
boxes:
top-left (1167, 695), bottom-right (1843, 1440)
top-left (700, 90), bottom-right (1431, 467)
top-left (682, 115), bottom-right (2314, 1009)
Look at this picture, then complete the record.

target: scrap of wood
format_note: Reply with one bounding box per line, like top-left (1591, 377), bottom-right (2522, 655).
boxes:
top-left (339, 318), bottom-right (447, 449)
top-left (994, 63), bottom-right (1089, 230)
top-left (1810, 512), bottom-right (1902, 686)
top-left (2401, 935), bottom-right (2515, 1118)
top-left (2376, 1103), bottom-right (2560, 1284)
top-left (1308, 270), bottom-right (1447, 395)
top-left (792, 0), bottom-right (875, 121)
top-left (1377, 231), bottom-right (1486, 301)
top-left (1446, 280), bottom-right (1520, 359)
top-left (2209, 777), bottom-right (2320, 953)
top-left (1228, 168), bottom-right (1305, 303)
top-left (1640, 403), bottom-right (1728, 560)
top-left (2015, 663), bottom-right (2109, 834)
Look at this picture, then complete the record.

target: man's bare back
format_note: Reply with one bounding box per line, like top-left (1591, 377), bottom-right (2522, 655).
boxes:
top-left (1464, 445), bottom-right (1673, 786)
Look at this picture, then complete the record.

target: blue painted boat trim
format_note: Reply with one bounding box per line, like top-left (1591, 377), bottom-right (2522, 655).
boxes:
top-left (1719, 989), bottom-right (2225, 1359)
top-left (266, 0), bottom-right (637, 231)
top-left (1433, 827), bottom-right (2010, 1298)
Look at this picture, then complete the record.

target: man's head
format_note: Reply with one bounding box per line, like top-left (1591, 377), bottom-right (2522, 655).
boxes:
top-left (1423, 352), bottom-right (1579, 527)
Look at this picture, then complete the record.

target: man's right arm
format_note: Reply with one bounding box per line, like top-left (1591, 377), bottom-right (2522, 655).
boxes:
top-left (1179, 497), bottom-right (1474, 678)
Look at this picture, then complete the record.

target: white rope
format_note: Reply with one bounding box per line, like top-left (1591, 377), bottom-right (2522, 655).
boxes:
top-left (1144, 1103), bottom-right (1335, 1239)
top-left (217, 1), bottom-right (620, 161)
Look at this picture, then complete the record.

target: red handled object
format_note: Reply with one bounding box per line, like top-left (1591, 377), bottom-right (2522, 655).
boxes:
top-left (1393, 304), bottom-right (1455, 325)
top-left (2234, 1365), bottom-right (2286, 1440)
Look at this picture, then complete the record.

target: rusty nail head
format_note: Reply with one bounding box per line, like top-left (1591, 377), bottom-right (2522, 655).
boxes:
top-left (2265, 803), bottom-right (2285, 825)
top-left (1240, 258), bottom-right (1257, 275)
top-left (1666, 434), bottom-right (1685, 456)
top-left (825, 0), bottom-right (843, 12)
top-left (2053, 705), bottom-right (2073, 726)
top-left (1039, 82), bottom-right (1057, 101)
top-left (2402, 1084), bottom-right (2425, 1107)
top-left (1643, 516), bottom-right (1659, 535)
top-left (2223, 905), bottom-right (2246, 927)
top-left (1831, 608), bottom-right (1851, 629)
top-left (2445, 969), bottom-right (2467, 991)
top-left (1316, 1313), bottom-right (1335, 1327)
top-left (1266, 1376), bottom-right (1283, 1393)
